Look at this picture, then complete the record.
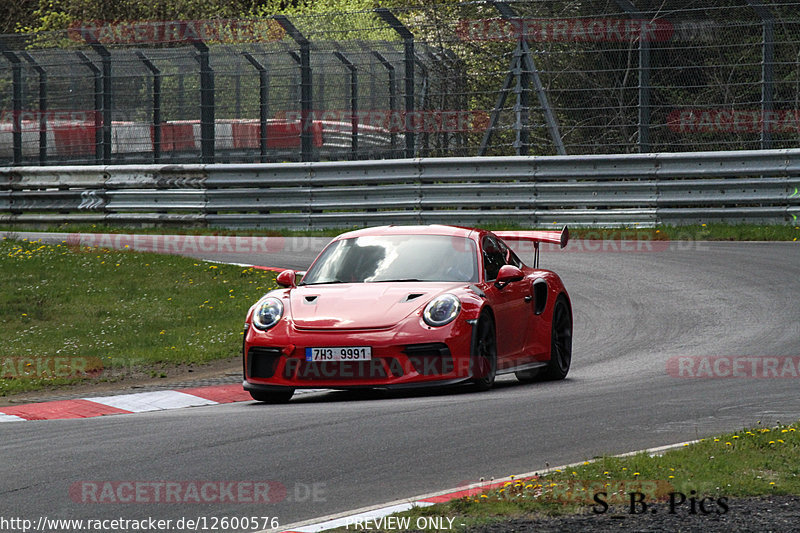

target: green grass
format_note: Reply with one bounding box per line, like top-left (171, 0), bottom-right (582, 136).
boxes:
top-left (361, 421), bottom-right (800, 531)
top-left (0, 236), bottom-right (278, 396)
top-left (1, 222), bottom-right (799, 241)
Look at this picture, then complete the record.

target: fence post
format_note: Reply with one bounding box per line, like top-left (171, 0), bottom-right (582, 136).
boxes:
top-left (481, 2), bottom-right (566, 156)
top-left (274, 16), bottom-right (314, 163)
top-left (193, 41), bottom-right (215, 164)
top-left (375, 8), bottom-right (415, 158)
top-left (76, 51), bottom-right (103, 164)
top-left (243, 52), bottom-right (270, 163)
top-left (89, 43), bottom-right (112, 164)
top-left (20, 52), bottom-right (47, 165)
top-left (372, 51), bottom-right (398, 156)
top-left (136, 52), bottom-right (162, 163)
top-left (413, 55), bottom-right (429, 156)
top-left (0, 40), bottom-right (23, 165)
top-left (615, 0), bottom-right (651, 152)
top-left (748, 0), bottom-right (775, 150)
top-left (333, 51), bottom-right (358, 158)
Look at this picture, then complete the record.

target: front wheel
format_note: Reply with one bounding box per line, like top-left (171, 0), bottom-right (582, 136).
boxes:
top-left (541, 295), bottom-right (572, 381)
top-left (470, 314), bottom-right (497, 391)
top-left (249, 388), bottom-right (295, 403)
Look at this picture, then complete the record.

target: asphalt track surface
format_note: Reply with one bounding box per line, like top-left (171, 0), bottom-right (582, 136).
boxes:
top-left (1, 234), bottom-right (799, 531)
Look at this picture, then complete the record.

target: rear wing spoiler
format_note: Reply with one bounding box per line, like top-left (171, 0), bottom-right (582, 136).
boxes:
top-left (493, 226), bottom-right (569, 268)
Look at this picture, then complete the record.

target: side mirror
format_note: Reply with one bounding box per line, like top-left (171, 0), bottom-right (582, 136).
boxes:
top-left (276, 269), bottom-right (297, 288)
top-left (495, 265), bottom-right (524, 288)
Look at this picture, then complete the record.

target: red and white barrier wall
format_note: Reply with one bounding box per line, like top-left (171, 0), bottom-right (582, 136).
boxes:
top-left (0, 118), bottom-right (326, 159)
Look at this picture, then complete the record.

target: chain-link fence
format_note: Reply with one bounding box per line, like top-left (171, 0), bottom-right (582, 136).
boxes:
top-left (1, 1), bottom-right (799, 166)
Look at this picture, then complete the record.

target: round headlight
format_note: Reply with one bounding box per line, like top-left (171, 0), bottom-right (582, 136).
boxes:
top-left (253, 297), bottom-right (284, 330)
top-left (423, 293), bottom-right (461, 327)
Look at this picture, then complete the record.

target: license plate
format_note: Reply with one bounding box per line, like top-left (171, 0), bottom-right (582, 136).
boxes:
top-left (305, 346), bottom-right (372, 361)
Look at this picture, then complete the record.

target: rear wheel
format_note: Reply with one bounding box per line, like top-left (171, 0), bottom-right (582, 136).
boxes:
top-left (471, 314), bottom-right (497, 391)
top-left (249, 388), bottom-right (295, 403)
top-left (541, 295), bottom-right (572, 381)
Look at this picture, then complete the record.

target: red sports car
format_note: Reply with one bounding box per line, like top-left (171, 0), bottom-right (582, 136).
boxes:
top-left (242, 225), bottom-right (572, 403)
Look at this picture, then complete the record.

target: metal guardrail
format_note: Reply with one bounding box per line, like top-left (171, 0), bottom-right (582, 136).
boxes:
top-left (2, 149), bottom-right (799, 229)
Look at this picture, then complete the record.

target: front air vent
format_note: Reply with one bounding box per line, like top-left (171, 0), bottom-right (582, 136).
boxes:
top-left (403, 343), bottom-right (452, 375)
top-left (247, 347), bottom-right (282, 378)
top-left (304, 295), bottom-right (318, 303)
top-left (403, 293), bottom-right (425, 302)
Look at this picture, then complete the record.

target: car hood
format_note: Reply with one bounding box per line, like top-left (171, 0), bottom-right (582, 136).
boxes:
top-left (288, 282), bottom-right (462, 330)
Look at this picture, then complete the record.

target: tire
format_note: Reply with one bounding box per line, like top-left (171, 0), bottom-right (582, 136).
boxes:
top-left (249, 388), bottom-right (295, 403)
top-left (470, 313), bottom-right (497, 391)
top-left (541, 295), bottom-right (572, 381)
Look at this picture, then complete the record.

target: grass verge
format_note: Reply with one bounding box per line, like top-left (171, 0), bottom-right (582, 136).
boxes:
top-left (0, 222), bottom-right (799, 241)
top-left (0, 236), bottom-right (277, 396)
top-left (358, 420), bottom-right (800, 531)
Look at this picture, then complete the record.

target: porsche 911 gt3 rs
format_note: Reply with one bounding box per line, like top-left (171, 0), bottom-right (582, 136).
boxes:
top-left (243, 225), bottom-right (572, 403)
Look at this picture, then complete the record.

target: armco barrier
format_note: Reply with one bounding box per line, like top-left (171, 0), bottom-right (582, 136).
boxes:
top-left (1, 149), bottom-right (799, 229)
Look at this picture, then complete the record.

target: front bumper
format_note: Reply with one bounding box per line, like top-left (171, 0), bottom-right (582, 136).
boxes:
top-left (243, 320), bottom-right (475, 389)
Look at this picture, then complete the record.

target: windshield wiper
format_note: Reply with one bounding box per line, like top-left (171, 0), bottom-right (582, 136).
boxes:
top-left (370, 278), bottom-right (424, 282)
top-left (299, 279), bottom-right (348, 286)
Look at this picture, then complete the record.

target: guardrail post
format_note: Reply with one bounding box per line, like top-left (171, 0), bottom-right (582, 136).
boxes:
top-left (136, 52), bottom-right (162, 163)
top-left (274, 16), bottom-right (314, 163)
top-left (748, 0), bottom-right (775, 150)
top-left (375, 8), bottom-right (415, 158)
top-left (0, 40), bottom-right (23, 165)
top-left (193, 41), bottom-right (215, 164)
top-left (89, 43), bottom-right (112, 164)
top-left (76, 51), bottom-right (103, 164)
top-left (333, 51), bottom-right (358, 158)
top-left (20, 52), bottom-right (48, 165)
top-left (372, 51), bottom-right (398, 156)
top-left (242, 52), bottom-right (270, 163)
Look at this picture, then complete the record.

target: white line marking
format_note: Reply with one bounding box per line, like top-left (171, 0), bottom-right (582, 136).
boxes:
top-left (288, 502), bottom-right (434, 533)
top-left (85, 390), bottom-right (217, 412)
top-left (272, 439), bottom-right (702, 533)
top-left (0, 413), bottom-right (27, 422)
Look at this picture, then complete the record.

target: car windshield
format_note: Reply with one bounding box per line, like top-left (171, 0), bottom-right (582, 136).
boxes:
top-left (300, 234), bottom-right (479, 284)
